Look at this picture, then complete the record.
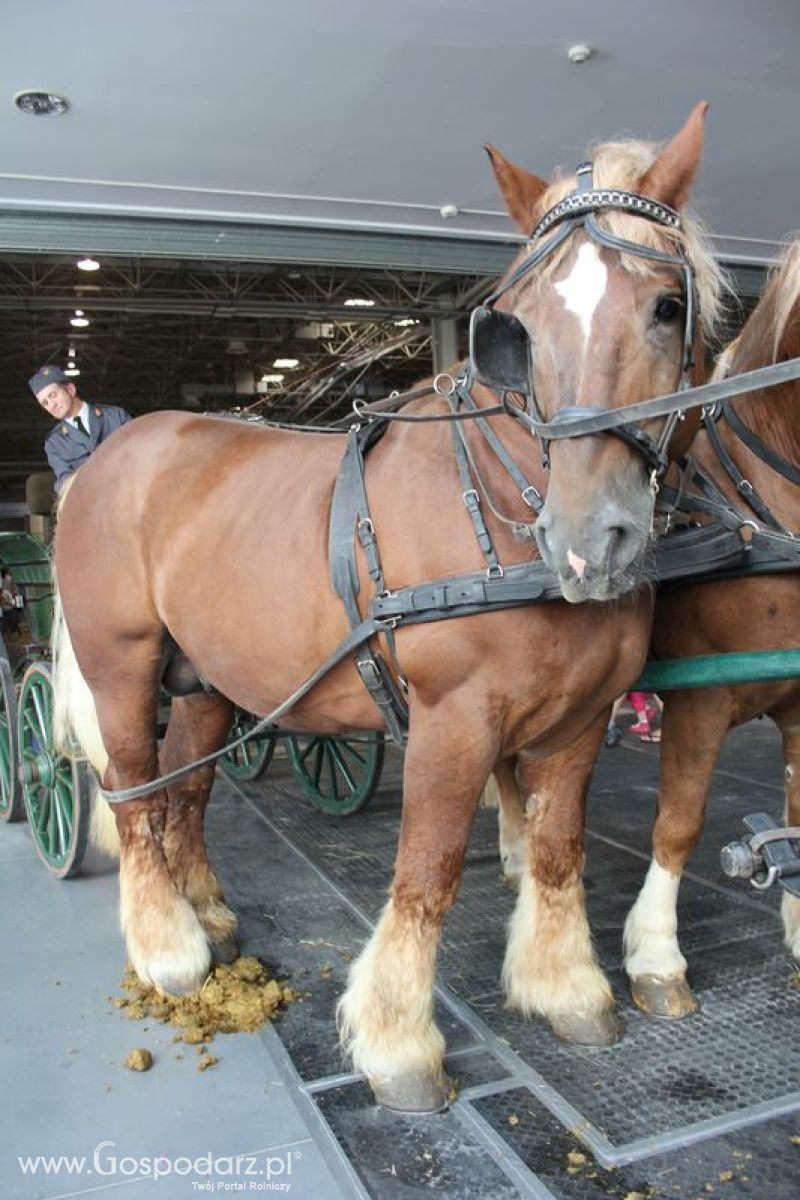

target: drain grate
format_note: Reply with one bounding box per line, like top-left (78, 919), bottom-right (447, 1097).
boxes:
top-left (472, 1086), bottom-right (800, 1199)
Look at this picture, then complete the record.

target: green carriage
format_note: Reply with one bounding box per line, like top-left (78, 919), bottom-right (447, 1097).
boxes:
top-left (0, 531), bottom-right (93, 876)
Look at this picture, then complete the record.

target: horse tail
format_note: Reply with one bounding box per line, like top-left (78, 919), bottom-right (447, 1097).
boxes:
top-left (51, 561), bottom-right (120, 857)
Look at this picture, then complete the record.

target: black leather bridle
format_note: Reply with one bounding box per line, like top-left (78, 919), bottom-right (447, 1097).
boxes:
top-left (469, 161), bottom-right (698, 481)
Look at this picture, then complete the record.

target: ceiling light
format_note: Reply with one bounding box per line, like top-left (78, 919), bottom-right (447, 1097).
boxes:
top-left (273, 358), bottom-right (299, 369)
top-left (260, 373), bottom-right (285, 384)
top-left (64, 367), bottom-right (80, 377)
top-left (67, 360), bottom-right (76, 369)
top-left (67, 346), bottom-right (76, 357)
top-left (70, 316), bottom-right (90, 327)
top-left (13, 90), bottom-right (70, 117)
top-left (394, 317), bottom-right (419, 327)
top-left (567, 44), bottom-right (594, 64)
top-left (344, 297), bottom-right (375, 308)
top-left (77, 257), bottom-right (100, 271)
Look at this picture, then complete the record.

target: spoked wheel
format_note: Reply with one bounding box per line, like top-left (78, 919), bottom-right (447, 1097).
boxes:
top-left (18, 661), bottom-right (92, 878)
top-left (219, 710), bottom-right (277, 781)
top-left (0, 655), bottom-right (23, 822)
top-left (286, 732), bottom-right (384, 815)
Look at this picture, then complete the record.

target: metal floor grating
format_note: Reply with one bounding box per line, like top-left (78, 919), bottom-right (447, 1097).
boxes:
top-left (207, 718), bottom-right (800, 1198)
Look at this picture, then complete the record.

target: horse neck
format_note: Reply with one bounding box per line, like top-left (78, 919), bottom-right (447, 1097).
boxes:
top-left (725, 241), bottom-right (800, 465)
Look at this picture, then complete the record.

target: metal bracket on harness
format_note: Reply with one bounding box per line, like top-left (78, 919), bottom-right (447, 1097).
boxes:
top-left (720, 812), bottom-right (800, 896)
top-left (355, 655), bottom-right (408, 746)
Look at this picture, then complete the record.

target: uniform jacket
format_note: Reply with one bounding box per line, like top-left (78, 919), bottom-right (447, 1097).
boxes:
top-left (45, 403), bottom-right (132, 493)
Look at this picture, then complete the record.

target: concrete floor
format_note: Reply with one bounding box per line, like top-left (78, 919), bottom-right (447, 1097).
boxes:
top-left (0, 820), bottom-right (362, 1200)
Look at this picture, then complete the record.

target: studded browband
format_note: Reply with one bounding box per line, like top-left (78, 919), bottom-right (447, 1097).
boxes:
top-left (529, 169), bottom-right (682, 244)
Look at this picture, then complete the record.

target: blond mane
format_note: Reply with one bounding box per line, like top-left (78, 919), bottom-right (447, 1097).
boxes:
top-left (770, 238), bottom-right (800, 361)
top-left (724, 237), bottom-right (800, 374)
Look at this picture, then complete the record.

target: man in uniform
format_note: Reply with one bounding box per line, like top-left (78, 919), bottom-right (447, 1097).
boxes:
top-left (28, 365), bottom-right (132, 494)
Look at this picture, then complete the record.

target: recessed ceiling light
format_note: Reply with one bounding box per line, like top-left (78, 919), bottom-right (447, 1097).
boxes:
top-left (70, 316), bottom-right (89, 327)
top-left (77, 257), bottom-right (100, 271)
top-left (13, 90), bottom-right (70, 117)
top-left (273, 357), bottom-right (299, 369)
top-left (67, 360), bottom-right (76, 369)
top-left (64, 367), bottom-right (80, 377)
top-left (344, 297), bottom-right (375, 308)
top-left (566, 44), bottom-right (594, 64)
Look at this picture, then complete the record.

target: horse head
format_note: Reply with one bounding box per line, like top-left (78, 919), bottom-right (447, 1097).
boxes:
top-left (477, 103), bottom-right (723, 602)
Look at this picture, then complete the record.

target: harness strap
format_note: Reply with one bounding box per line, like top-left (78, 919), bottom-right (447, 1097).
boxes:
top-left (99, 615), bottom-right (392, 804)
top-left (542, 405), bottom-right (669, 477)
top-left (456, 378), bottom-right (543, 512)
top-left (722, 400), bottom-right (800, 486)
top-left (659, 458), bottom-right (751, 533)
top-left (371, 523), bottom-right (750, 627)
top-left (519, 358), bottom-right (800, 442)
top-left (703, 408), bottom-right (786, 531)
top-left (447, 392), bottom-right (502, 574)
top-left (328, 422), bottom-right (409, 745)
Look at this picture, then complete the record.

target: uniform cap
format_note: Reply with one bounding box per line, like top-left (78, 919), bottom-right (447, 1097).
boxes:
top-left (29, 364), bottom-right (70, 395)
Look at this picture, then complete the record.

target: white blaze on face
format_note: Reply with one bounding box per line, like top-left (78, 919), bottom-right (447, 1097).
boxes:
top-left (555, 242), bottom-right (608, 342)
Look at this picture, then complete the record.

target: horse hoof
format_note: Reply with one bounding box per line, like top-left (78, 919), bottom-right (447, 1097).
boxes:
top-left (550, 1008), bottom-right (621, 1047)
top-left (371, 1070), bottom-right (451, 1114)
top-left (144, 948), bottom-right (212, 997)
top-left (631, 974), bottom-right (699, 1019)
top-left (211, 935), bottom-right (240, 965)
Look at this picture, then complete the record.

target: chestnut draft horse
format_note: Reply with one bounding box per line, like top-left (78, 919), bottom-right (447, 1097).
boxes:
top-left (495, 239), bottom-right (800, 1024)
top-left (622, 238), bottom-right (800, 1018)
top-left (53, 105), bottom-right (723, 1112)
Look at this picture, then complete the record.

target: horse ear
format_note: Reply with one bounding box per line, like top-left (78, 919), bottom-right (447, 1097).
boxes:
top-left (638, 101), bottom-right (710, 210)
top-left (485, 144), bottom-right (549, 233)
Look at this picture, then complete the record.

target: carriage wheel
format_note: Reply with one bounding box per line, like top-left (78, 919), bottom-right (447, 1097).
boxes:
top-left (17, 661), bottom-right (92, 878)
top-left (0, 655), bottom-right (24, 822)
top-left (219, 711), bottom-right (277, 781)
top-left (286, 732), bottom-right (384, 815)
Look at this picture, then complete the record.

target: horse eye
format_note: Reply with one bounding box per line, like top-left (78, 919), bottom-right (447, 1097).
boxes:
top-left (653, 296), bottom-right (683, 324)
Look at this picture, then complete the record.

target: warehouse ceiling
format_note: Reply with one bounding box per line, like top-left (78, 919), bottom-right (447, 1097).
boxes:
top-left (0, 0), bottom-right (798, 495)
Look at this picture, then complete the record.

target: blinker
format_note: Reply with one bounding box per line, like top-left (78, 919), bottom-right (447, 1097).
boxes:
top-left (469, 307), bottom-right (531, 395)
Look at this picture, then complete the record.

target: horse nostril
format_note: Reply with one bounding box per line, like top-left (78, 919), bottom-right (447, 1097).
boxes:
top-left (534, 519), bottom-right (550, 559)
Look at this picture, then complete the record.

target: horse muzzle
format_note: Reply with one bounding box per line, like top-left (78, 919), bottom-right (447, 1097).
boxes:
top-left (535, 502), bottom-right (650, 603)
